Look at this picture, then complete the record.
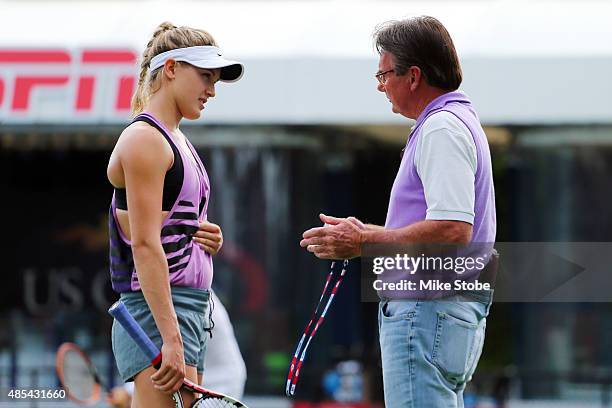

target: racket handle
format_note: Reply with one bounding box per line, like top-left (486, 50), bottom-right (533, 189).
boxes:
top-left (108, 301), bottom-right (162, 366)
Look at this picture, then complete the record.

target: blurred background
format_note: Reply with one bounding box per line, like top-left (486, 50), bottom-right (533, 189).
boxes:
top-left (1, 0), bottom-right (612, 407)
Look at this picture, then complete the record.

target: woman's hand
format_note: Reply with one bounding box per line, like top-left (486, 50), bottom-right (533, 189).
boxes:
top-left (106, 386), bottom-right (131, 408)
top-left (193, 221), bottom-right (223, 255)
top-left (150, 339), bottom-right (186, 394)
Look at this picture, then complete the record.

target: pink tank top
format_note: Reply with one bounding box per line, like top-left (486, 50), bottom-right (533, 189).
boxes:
top-left (109, 112), bottom-right (213, 292)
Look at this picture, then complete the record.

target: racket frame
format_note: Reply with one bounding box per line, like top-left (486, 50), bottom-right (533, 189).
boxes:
top-left (55, 342), bottom-right (107, 405)
top-left (286, 259), bottom-right (349, 397)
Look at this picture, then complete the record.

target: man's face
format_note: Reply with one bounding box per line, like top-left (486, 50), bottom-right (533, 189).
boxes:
top-left (376, 52), bottom-right (412, 117)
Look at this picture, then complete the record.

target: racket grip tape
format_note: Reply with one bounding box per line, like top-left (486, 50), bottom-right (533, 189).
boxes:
top-left (108, 301), bottom-right (162, 365)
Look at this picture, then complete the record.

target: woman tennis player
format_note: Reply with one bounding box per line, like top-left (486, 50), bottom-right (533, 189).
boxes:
top-left (107, 22), bottom-right (243, 407)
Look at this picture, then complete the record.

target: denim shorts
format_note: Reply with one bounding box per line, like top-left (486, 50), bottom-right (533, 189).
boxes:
top-left (378, 290), bottom-right (493, 408)
top-left (111, 286), bottom-right (211, 382)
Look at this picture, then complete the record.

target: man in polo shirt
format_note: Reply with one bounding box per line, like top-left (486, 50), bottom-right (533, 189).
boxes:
top-left (300, 16), bottom-right (496, 407)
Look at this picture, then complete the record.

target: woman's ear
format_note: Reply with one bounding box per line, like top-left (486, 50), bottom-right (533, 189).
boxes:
top-left (162, 59), bottom-right (177, 80)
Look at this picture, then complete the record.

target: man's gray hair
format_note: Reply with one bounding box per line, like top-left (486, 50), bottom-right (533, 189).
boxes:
top-left (373, 16), bottom-right (462, 91)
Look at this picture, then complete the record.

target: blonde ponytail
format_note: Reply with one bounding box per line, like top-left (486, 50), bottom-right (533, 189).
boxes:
top-left (131, 22), bottom-right (177, 115)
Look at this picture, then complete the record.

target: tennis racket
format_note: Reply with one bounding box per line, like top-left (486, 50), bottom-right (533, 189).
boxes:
top-left (286, 259), bottom-right (348, 397)
top-left (108, 300), bottom-right (247, 408)
top-left (55, 342), bottom-right (110, 405)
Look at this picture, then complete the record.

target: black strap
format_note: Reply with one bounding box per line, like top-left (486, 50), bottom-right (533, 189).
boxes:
top-left (114, 115), bottom-right (184, 211)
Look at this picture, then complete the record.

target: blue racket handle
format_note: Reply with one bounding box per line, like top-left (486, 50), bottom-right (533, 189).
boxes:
top-left (108, 301), bottom-right (161, 364)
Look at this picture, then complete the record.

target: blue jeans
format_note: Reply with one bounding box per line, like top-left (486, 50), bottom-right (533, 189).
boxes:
top-left (378, 290), bottom-right (492, 407)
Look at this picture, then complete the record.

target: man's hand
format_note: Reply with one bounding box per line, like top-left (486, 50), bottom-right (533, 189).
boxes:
top-left (193, 221), bottom-right (223, 255)
top-left (346, 216), bottom-right (366, 230)
top-left (300, 213), bottom-right (363, 260)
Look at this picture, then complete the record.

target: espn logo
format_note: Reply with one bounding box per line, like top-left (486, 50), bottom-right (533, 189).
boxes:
top-left (0, 49), bottom-right (138, 123)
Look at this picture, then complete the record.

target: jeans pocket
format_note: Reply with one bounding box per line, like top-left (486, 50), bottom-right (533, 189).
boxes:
top-left (380, 301), bottom-right (417, 322)
top-left (431, 311), bottom-right (479, 383)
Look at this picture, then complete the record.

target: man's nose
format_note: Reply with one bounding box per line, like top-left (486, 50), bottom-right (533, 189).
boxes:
top-left (377, 82), bottom-right (386, 93)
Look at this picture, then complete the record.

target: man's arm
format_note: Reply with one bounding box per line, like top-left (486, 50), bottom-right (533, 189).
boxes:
top-left (301, 113), bottom-right (476, 260)
top-left (301, 217), bottom-right (471, 260)
top-left (360, 117), bottom-right (476, 248)
top-left (364, 223), bottom-right (385, 231)
top-left (362, 219), bottom-right (472, 245)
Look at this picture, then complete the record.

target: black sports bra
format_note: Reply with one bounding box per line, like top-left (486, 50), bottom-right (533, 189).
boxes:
top-left (114, 116), bottom-right (184, 211)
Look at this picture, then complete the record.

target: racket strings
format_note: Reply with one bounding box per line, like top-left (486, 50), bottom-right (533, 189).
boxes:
top-left (61, 349), bottom-right (97, 401)
top-left (286, 259), bottom-right (349, 396)
top-left (193, 396), bottom-right (245, 407)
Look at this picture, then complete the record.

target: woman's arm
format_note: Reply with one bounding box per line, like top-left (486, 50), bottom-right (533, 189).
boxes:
top-left (118, 125), bottom-right (185, 394)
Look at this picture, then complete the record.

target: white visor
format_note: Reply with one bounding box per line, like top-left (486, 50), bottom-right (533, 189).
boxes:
top-left (149, 46), bottom-right (244, 83)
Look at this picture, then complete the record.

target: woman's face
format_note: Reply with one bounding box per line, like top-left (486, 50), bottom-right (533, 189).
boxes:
top-left (171, 62), bottom-right (221, 120)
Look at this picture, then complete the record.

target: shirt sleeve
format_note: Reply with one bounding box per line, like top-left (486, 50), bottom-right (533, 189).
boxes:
top-left (415, 111), bottom-right (477, 224)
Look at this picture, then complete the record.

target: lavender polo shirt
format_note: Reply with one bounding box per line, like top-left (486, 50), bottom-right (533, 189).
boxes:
top-left (380, 92), bottom-right (496, 298)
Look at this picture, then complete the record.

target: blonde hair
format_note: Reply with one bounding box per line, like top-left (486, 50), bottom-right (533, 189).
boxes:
top-left (131, 21), bottom-right (218, 115)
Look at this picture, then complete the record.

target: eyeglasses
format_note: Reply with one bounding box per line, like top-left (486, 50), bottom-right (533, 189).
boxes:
top-left (375, 69), bottom-right (395, 85)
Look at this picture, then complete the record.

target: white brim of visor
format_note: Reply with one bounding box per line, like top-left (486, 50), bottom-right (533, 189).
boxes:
top-left (149, 46), bottom-right (244, 83)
